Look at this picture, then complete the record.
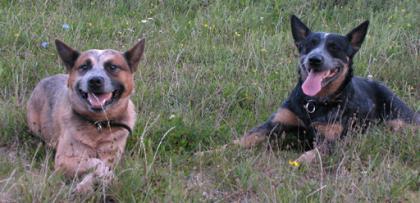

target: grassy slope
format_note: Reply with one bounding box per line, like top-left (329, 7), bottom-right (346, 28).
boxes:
top-left (0, 0), bottom-right (419, 202)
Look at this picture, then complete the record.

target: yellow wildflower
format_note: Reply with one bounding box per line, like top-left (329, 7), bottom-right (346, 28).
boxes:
top-left (288, 160), bottom-right (301, 167)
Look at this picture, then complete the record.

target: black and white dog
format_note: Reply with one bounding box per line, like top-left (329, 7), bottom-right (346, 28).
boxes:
top-left (235, 15), bottom-right (419, 164)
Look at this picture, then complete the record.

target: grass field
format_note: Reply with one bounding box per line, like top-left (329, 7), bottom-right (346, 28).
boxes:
top-left (0, 0), bottom-right (419, 202)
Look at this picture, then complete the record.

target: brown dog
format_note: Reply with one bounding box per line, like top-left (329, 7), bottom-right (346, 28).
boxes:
top-left (27, 39), bottom-right (145, 193)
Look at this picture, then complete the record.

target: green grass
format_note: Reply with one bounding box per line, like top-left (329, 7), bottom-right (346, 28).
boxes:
top-left (0, 0), bottom-right (419, 202)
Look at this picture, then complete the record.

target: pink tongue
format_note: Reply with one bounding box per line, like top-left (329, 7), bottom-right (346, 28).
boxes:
top-left (302, 70), bottom-right (327, 96)
top-left (87, 93), bottom-right (112, 108)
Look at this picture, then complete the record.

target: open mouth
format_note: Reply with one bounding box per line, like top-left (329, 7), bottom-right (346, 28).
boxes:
top-left (78, 88), bottom-right (122, 111)
top-left (301, 66), bottom-right (341, 96)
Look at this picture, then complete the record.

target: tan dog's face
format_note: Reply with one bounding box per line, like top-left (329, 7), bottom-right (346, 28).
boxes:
top-left (55, 39), bottom-right (145, 119)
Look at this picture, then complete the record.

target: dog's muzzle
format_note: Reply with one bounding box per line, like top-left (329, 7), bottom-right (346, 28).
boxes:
top-left (76, 78), bottom-right (123, 112)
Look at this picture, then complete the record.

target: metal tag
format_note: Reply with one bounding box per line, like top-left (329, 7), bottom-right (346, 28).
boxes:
top-left (304, 100), bottom-right (316, 114)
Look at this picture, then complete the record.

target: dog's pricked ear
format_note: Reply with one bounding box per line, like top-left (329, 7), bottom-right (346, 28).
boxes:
top-left (55, 40), bottom-right (80, 71)
top-left (124, 38), bottom-right (145, 72)
top-left (291, 15), bottom-right (311, 46)
top-left (346, 21), bottom-right (369, 55)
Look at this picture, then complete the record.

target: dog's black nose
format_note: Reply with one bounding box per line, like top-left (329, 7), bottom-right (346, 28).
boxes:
top-left (88, 76), bottom-right (104, 88)
top-left (308, 55), bottom-right (323, 66)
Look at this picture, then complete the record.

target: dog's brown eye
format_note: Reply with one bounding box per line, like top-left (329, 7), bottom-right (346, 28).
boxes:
top-left (79, 64), bottom-right (91, 72)
top-left (107, 64), bottom-right (119, 73)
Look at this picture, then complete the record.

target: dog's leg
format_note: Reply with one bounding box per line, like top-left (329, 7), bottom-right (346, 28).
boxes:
top-left (56, 155), bottom-right (112, 176)
top-left (235, 108), bottom-right (304, 148)
top-left (386, 119), bottom-right (406, 131)
top-left (379, 86), bottom-right (420, 131)
top-left (56, 156), bottom-right (114, 193)
top-left (74, 173), bottom-right (95, 194)
top-left (386, 118), bottom-right (419, 132)
top-left (294, 122), bottom-right (342, 164)
top-left (74, 159), bottom-right (115, 194)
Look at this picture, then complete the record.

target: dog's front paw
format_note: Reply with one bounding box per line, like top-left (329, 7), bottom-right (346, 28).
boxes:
top-left (294, 149), bottom-right (317, 165)
top-left (234, 132), bottom-right (266, 148)
top-left (95, 162), bottom-right (115, 185)
top-left (73, 174), bottom-right (95, 194)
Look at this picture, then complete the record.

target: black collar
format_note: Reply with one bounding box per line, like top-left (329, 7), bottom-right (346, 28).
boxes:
top-left (73, 111), bottom-right (132, 136)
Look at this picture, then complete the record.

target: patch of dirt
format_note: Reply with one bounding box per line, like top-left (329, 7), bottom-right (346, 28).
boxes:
top-left (0, 192), bottom-right (13, 203)
top-left (186, 171), bottom-right (226, 201)
top-left (187, 171), bottom-right (258, 202)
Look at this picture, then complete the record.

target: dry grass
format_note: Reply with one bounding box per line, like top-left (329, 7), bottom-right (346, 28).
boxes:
top-left (0, 0), bottom-right (419, 202)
